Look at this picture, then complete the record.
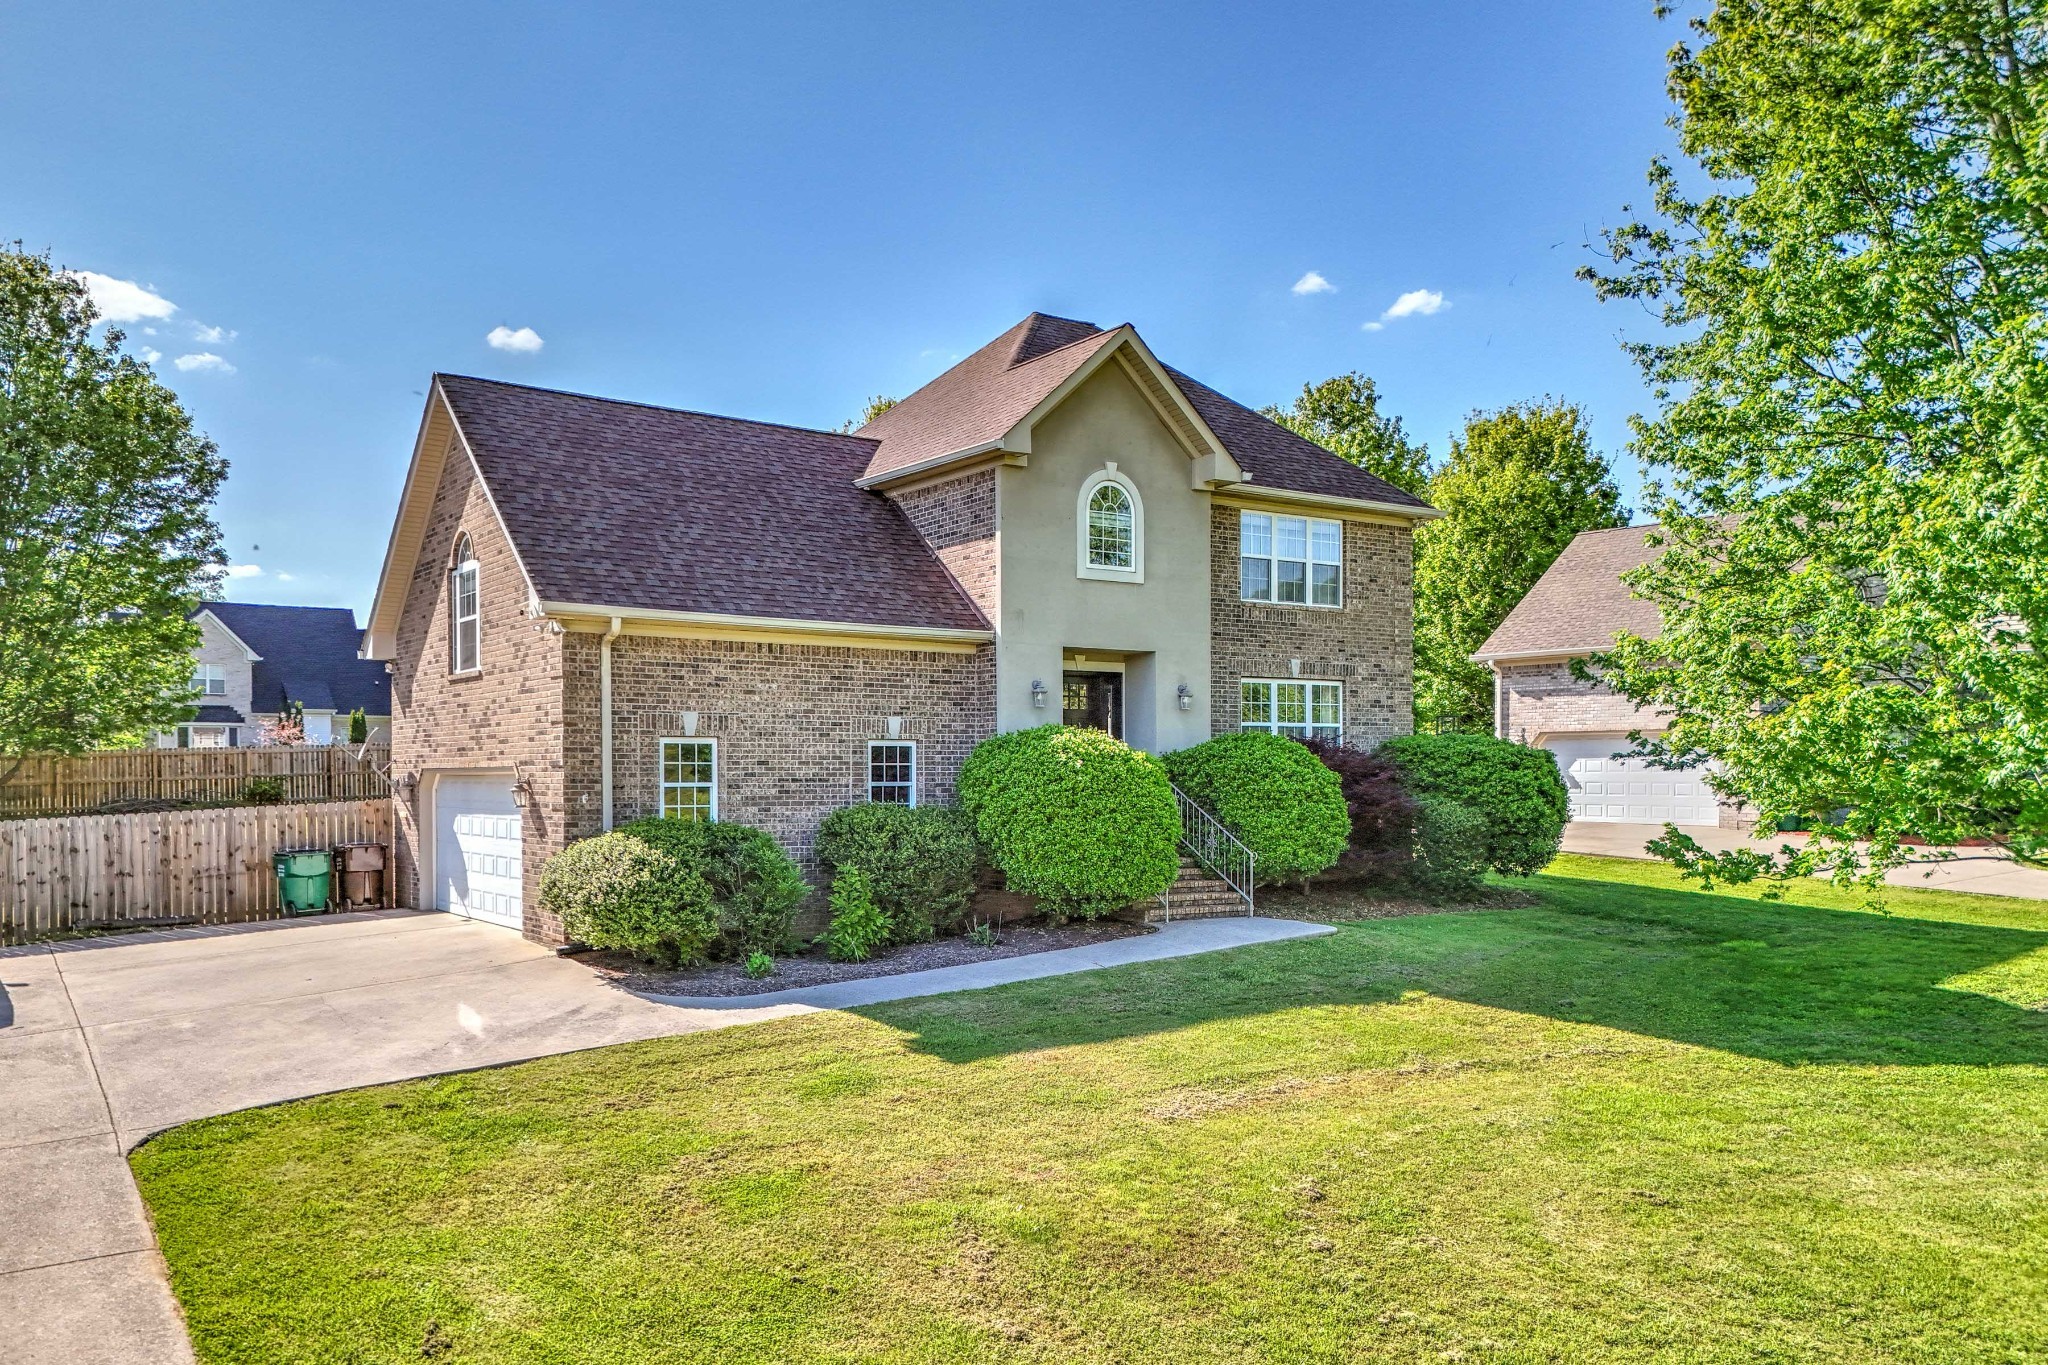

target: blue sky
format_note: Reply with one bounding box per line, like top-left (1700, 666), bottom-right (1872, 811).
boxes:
top-left (6, 2), bottom-right (1680, 612)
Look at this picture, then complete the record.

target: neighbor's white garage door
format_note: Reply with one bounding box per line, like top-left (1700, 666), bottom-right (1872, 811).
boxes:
top-left (433, 774), bottom-right (523, 929)
top-left (1544, 735), bottom-right (1721, 825)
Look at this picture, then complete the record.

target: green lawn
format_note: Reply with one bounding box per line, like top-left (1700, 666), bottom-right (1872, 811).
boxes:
top-left (133, 855), bottom-right (2048, 1363)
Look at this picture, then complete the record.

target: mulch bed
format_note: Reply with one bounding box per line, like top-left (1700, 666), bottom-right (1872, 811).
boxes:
top-left (585, 918), bottom-right (1152, 998)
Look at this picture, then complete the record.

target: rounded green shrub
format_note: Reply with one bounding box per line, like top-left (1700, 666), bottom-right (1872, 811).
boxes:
top-left (1378, 733), bottom-right (1569, 876)
top-left (1409, 796), bottom-right (1489, 897)
top-left (1163, 731), bottom-right (1350, 884)
top-left (815, 802), bottom-right (977, 943)
top-left (819, 867), bottom-right (891, 962)
top-left (538, 829), bottom-right (718, 967)
top-left (614, 817), bottom-right (808, 958)
top-left (956, 725), bottom-right (1178, 918)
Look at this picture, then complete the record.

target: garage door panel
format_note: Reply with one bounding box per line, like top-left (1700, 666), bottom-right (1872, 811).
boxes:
top-left (434, 775), bottom-right (523, 930)
top-left (1544, 737), bottom-right (1721, 825)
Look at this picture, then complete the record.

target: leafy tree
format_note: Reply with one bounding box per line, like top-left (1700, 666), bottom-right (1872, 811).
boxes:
top-left (840, 394), bottom-right (899, 433)
top-left (1262, 373), bottom-right (1431, 498)
top-left (1581, 0), bottom-right (2048, 883)
top-left (1413, 402), bottom-right (1627, 729)
top-left (0, 247), bottom-right (226, 774)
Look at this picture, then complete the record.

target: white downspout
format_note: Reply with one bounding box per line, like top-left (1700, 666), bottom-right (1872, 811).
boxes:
top-left (600, 616), bottom-right (623, 830)
top-left (1493, 664), bottom-right (1507, 741)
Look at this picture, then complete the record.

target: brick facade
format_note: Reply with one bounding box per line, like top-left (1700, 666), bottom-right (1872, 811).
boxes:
top-left (1208, 507), bottom-right (1415, 747)
top-left (388, 433), bottom-right (571, 942)
top-left (887, 471), bottom-right (998, 623)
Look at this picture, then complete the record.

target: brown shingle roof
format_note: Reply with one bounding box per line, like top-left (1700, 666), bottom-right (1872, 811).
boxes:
top-left (859, 313), bottom-right (1434, 510)
top-left (435, 375), bottom-right (989, 633)
top-left (1473, 524), bottom-right (1666, 659)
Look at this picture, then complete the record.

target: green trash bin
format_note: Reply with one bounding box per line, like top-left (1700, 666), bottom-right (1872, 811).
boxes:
top-left (274, 847), bottom-right (332, 915)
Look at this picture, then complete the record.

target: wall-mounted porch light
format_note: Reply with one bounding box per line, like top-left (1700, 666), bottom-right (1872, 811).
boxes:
top-left (1176, 684), bottom-right (1195, 712)
top-left (1030, 679), bottom-right (1048, 708)
top-left (512, 777), bottom-right (534, 809)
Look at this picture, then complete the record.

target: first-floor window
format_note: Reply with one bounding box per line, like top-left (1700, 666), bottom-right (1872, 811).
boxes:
top-left (1240, 679), bottom-right (1343, 741)
top-left (868, 741), bottom-right (916, 805)
top-left (660, 739), bottom-right (717, 821)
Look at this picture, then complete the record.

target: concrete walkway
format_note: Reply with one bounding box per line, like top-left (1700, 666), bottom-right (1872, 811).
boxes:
top-left (1561, 821), bottom-right (2048, 899)
top-left (0, 909), bottom-right (1327, 1364)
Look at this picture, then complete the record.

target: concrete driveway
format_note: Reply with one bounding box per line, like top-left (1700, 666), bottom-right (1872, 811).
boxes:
top-left (0, 907), bottom-right (1326, 1364)
top-left (1561, 821), bottom-right (2048, 899)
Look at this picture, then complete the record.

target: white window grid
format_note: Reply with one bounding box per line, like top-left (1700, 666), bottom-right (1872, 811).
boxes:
top-left (450, 534), bottom-right (480, 674)
top-left (659, 738), bottom-right (718, 821)
top-left (1240, 679), bottom-right (1344, 742)
top-left (192, 664), bottom-right (227, 696)
top-left (1239, 511), bottom-right (1343, 607)
top-left (867, 741), bottom-right (916, 806)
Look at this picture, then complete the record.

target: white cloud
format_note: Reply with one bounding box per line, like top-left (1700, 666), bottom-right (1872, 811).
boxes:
top-left (1381, 288), bottom-right (1447, 321)
top-left (1360, 321), bottom-right (1385, 333)
top-left (174, 352), bottom-right (236, 374)
top-left (1291, 271), bottom-right (1335, 296)
top-left (275, 571), bottom-right (295, 582)
top-left (191, 322), bottom-right (235, 344)
top-left (487, 325), bottom-right (544, 353)
top-left (68, 271), bottom-right (178, 323)
top-left (138, 346), bottom-right (162, 364)
top-left (223, 563), bottom-right (263, 580)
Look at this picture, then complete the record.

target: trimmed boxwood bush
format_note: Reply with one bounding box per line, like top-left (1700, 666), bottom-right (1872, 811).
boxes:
top-left (1378, 733), bottom-right (1569, 876)
top-left (1302, 739), bottom-right (1420, 882)
top-left (1163, 731), bottom-right (1349, 884)
top-left (538, 828), bottom-right (718, 967)
top-left (957, 725), bottom-right (1178, 918)
top-left (815, 802), bottom-right (977, 944)
top-left (613, 817), bottom-right (808, 958)
top-left (1410, 796), bottom-right (1488, 897)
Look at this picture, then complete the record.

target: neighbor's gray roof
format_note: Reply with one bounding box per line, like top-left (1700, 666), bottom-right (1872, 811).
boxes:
top-left (202, 603), bottom-right (390, 715)
top-left (1474, 525), bottom-right (1667, 660)
top-left (435, 375), bottom-right (991, 633)
top-left (859, 313), bottom-right (1434, 510)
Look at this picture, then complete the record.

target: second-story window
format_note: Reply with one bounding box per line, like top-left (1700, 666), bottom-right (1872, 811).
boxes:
top-left (191, 664), bottom-right (226, 697)
top-left (1077, 467), bottom-right (1143, 582)
top-left (449, 533), bottom-right (480, 674)
top-left (1240, 511), bottom-right (1342, 607)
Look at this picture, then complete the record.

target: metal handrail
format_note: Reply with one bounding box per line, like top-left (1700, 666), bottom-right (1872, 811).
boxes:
top-left (1168, 782), bottom-right (1256, 916)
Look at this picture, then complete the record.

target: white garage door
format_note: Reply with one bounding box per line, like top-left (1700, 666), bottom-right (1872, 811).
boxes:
top-left (433, 774), bottom-right (524, 929)
top-left (1544, 735), bottom-right (1721, 825)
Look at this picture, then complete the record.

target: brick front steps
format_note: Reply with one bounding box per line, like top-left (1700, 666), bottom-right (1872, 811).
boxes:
top-left (1143, 858), bottom-right (1251, 922)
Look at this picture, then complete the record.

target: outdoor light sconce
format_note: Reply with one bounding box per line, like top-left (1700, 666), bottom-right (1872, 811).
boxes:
top-left (395, 771), bottom-right (418, 803)
top-left (885, 715), bottom-right (905, 740)
top-left (1030, 679), bottom-right (1048, 708)
top-left (1176, 684), bottom-right (1195, 712)
top-left (511, 777), bottom-right (534, 809)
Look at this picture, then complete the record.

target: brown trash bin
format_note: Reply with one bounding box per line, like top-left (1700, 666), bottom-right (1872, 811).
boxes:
top-left (332, 842), bottom-right (388, 909)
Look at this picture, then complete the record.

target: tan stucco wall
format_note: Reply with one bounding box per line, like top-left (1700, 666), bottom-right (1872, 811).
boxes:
top-left (994, 364), bottom-right (1212, 752)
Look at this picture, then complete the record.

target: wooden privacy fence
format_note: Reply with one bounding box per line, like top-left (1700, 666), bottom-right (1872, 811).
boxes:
top-left (0, 799), bottom-right (393, 944)
top-left (0, 744), bottom-right (390, 819)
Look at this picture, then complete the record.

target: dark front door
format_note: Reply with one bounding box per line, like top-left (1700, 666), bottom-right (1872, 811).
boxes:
top-left (1062, 671), bottom-right (1123, 739)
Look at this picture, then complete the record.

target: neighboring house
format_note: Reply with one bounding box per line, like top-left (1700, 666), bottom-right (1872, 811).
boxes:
top-left (1472, 524), bottom-right (1745, 828)
top-left (363, 312), bottom-right (1439, 942)
top-left (159, 602), bottom-right (393, 748)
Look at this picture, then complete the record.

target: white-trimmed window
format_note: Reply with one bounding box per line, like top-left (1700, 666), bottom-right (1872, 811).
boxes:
top-left (1241, 679), bottom-right (1343, 741)
top-left (1077, 467), bottom-right (1143, 582)
top-left (191, 664), bottom-right (226, 697)
top-left (659, 739), bottom-right (718, 821)
top-left (1239, 511), bottom-right (1342, 606)
top-left (449, 533), bottom-right (480, 674)
top-left (867, 741), bottom-right (916, 805)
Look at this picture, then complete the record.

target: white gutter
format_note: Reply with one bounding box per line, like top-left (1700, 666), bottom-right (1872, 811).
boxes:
top-left (600, 615), bottom-right (622, 830)
top-left (852, 441), bottom-right (1010, 490)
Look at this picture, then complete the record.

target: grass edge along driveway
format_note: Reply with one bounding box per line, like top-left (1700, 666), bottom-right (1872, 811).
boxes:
top-left (134, 855), bottom-right (2048, 1364)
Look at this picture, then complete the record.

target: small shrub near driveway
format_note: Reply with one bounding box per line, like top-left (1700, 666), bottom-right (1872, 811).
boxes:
top-left (538, 829), bottom-right (717, 967)
top-left (819, 868), bottom-right (890, 962)
top-left (615, 817), bottom-right (808, 959)
top-left (1163, 731), bottom-right (1349, 884)
top-left (1302, 739), bottom-right (1421, 882)
top-left (957, 725), bottom-right (1178, 918)
top-left (1379, 733), bottom-right (1569, 876)
top-left (815, 802), bottom-right (977, 943)
top-left (1409, 796), bottom-right (1489, 896)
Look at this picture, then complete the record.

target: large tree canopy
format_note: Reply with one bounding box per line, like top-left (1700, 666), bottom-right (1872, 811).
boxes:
top-left (0, 247), bottom-right (226, 764)
top-left (1583, 0), bottom-right (2048, 879)
top-left (1263, 372), bottom-right (1432, 499)
top-left (1414, 402), bottom-right (1628, 730)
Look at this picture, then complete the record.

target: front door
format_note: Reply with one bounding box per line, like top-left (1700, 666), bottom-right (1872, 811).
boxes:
top-left (1062, 671), bottom-right (1123, 739)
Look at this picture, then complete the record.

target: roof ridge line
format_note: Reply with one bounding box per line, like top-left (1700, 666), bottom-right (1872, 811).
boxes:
top-left (1005, 323), bottom-right (1118, 371)
top-left (434, 373), bottom-right (881, 445)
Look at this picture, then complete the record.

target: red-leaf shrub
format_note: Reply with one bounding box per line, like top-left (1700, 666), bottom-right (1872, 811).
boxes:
top-left (1302, 740), bottom-right (1420, 881)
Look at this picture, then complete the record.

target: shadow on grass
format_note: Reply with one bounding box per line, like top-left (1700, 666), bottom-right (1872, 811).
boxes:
top-left (860, 873), bottom-right (2048, 1069)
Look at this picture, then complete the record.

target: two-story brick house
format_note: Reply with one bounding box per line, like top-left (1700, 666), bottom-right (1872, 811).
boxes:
top-left (362, 313), bottom-right (1438, 943)
top-left (159, 602), bottom-right (392, 748)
